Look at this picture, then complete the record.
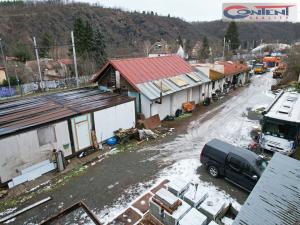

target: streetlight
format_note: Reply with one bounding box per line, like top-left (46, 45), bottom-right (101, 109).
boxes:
top-left (146, 42), bottom-right (162, 56)
top-left (0, 38), bottom-right (12, 96)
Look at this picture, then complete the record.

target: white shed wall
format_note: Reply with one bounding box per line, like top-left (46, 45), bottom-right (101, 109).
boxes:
top-left (151, 95), bottom-right (171, 120)
top-left (171, 90), bottom-right (188, 115)
top-left (141, 94), bottom-right (151, 118)
top-left (0, 121), bottom-right (71, 183)
top-left (192, 86), bottom-right (201, 104)
top-left (94, 101), bottom-right (136, 142)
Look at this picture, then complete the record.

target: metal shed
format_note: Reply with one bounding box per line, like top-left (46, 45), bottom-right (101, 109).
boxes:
top-left (233, 153), bottom-right (300, 225)
top-left (0, 88), bottom-right (135, 184)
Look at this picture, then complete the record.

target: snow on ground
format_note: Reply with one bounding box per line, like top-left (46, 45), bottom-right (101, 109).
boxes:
top-left (0, 207), bottom-right (17, 224)
top-left (0, 208), bottom-right (17, 217)
top-left (97, 158), bottom-right (240, 224)
top-left (97, 180), bottom-right (155, 224)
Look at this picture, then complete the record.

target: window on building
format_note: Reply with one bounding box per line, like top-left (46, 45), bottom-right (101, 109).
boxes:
top-left (153, 80), bottom-right (171, 92)
top-left (186, 73), bottom-right (201, 82)
top-left (37, 125), bottom-right (57, 146)
top-left (169, 76), bottom-right (189, 87)
top-left (212, 81), bottom-right (215, 89)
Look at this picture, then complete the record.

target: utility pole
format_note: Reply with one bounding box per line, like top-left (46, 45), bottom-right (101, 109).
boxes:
top-left (71, 31), bottom-right (79, 88)
top-left (33, 36), bottom-right (43, 90)
top-left (222, 37), bottom-right (226, 60)
top-left (259, 39), bottom-right (263, 56)
top-left (0, 38), bottom-right (12, 96)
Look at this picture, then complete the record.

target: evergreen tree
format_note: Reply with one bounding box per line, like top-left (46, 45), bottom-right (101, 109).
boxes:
top-left (84, 21), bottom-right (94, 53)
top-left (73, 17), bottom-right (86, 56)
top-left (184, 39), bottom-right (192, 56)
top-left (177, 35), bottom-right (183, 47)
top-left (198, 36), bottom-right (210, 61)
top-left (225, 21), bottom-right (240, 51)
top-left (93, 29), bottom-right (107, 67)
top-left (40, 32), bottom-right (53, 58)
top-left (13, 41), bottom-right (32, 62)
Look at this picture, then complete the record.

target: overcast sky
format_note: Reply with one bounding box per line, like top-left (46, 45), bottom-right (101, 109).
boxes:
top-left (78, 0), bottom-right (299, 22)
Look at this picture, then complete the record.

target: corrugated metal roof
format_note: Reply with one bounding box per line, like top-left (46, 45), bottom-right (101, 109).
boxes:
top-left (216, 61), bottom-right (249, 76)
top-left (264, 92), bottom-right (300, 123)
top-left (233, 153), bottom-right (300, 225)
top-left (92, 55), bottom-right (194, 88)
top-left (136, 71), bottom-right (210, 100)
top-left (0, 89), bottom-right (133, 137)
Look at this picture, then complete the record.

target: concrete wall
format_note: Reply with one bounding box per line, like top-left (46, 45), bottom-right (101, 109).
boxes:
top-left (0, 121), bottom-right (71, 183)
top-left (94, 101), bottom-right (136, 142)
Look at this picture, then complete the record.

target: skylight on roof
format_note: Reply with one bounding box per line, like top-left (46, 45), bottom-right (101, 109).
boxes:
top-left (153, 80), bottom-right (171, 92)
top-left (186, 73), bottom-right (201, 82)
top-left (169, 76), bottom-right (188, 87)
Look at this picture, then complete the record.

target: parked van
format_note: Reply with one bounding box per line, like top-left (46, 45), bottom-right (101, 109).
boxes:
top-left (200, 139), bottom-right (268, 192)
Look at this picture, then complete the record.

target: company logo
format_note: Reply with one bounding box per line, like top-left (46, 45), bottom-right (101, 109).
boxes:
top-left (223, 3), bottom-right (297, 21)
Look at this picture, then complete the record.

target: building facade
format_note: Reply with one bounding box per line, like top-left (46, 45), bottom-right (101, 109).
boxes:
top-left (92, 55), bottom-right (211, 120)
top-left (0, 89), bottom-right (135, 184)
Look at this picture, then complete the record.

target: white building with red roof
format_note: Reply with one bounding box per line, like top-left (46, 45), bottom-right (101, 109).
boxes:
top-left (92, 55), bottom-right (211, 119)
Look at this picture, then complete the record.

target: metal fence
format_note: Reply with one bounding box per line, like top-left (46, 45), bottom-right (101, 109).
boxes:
top-left (0, 75), bottom-right (93, 98)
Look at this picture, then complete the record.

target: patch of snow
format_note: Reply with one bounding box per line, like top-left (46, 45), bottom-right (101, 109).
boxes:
top-left (97, 159), bottom-right (241, 225)
top-left (27, 180), bottom-right (50, 192)
top-left (222, 216), bottom-right (234, 225)
top-left (4, 217), bottom-right (16, 224)
top-left (97, 180), bottom-right (154, 224)
top-left (0, 208), bottom-right (17, 217)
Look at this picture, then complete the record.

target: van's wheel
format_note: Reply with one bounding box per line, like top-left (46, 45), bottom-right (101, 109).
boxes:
top-left (208, 165), bottom-right (219, 177)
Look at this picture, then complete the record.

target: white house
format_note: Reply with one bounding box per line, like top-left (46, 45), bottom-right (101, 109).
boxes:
top-left (0, 89), bottom-right (135, 184)
top-left (192, 61), bottom-right (250, 95)
top-left (92, 55), bottom-right (211, 120)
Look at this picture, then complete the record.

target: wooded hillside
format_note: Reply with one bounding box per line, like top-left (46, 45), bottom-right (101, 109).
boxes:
top-left (0, 1), bottom-right (300, 58)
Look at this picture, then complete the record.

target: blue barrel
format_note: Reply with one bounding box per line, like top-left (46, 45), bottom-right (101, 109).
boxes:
top-left (106, 137), bottom-right (117, 146)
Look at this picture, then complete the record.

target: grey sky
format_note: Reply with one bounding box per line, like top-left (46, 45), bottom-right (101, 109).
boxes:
top-left (79, 0), bottom-right (299, 22)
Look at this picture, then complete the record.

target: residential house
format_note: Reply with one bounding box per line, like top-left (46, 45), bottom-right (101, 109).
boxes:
top-left (92, 55), bottom-right (211, 120)
top-left (193, 61), bottom-right (250, 95)
top-left (233, 153), bottom-right (300, 225)
top-left (0, 88), bottom-right (136, 184)
top-left (26, 58), bottom-right (71, 81)
top-left (0, 67), bottom-right (6, 84)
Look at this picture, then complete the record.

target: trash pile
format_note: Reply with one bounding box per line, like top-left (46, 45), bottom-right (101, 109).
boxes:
top-left (113, 127), bottom-right (172, 144)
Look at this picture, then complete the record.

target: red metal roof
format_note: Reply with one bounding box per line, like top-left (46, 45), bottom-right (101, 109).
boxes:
top-left (217, 61), bottom-right (249, 76)
top-left (92, 55), bottom-right (193, 89)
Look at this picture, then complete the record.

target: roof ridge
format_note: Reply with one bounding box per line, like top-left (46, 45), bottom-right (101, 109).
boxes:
top-left (109, 54), bottom-right (179, 62)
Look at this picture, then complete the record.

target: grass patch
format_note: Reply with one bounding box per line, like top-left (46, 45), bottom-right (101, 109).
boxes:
top-left (175, 113), bottom-right (192, 121)
top-left (0, 165), bottom-right (88, 213)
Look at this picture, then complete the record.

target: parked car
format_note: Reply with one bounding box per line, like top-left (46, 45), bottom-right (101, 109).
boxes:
top-left (200, 139), bottom-right (268, 192)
